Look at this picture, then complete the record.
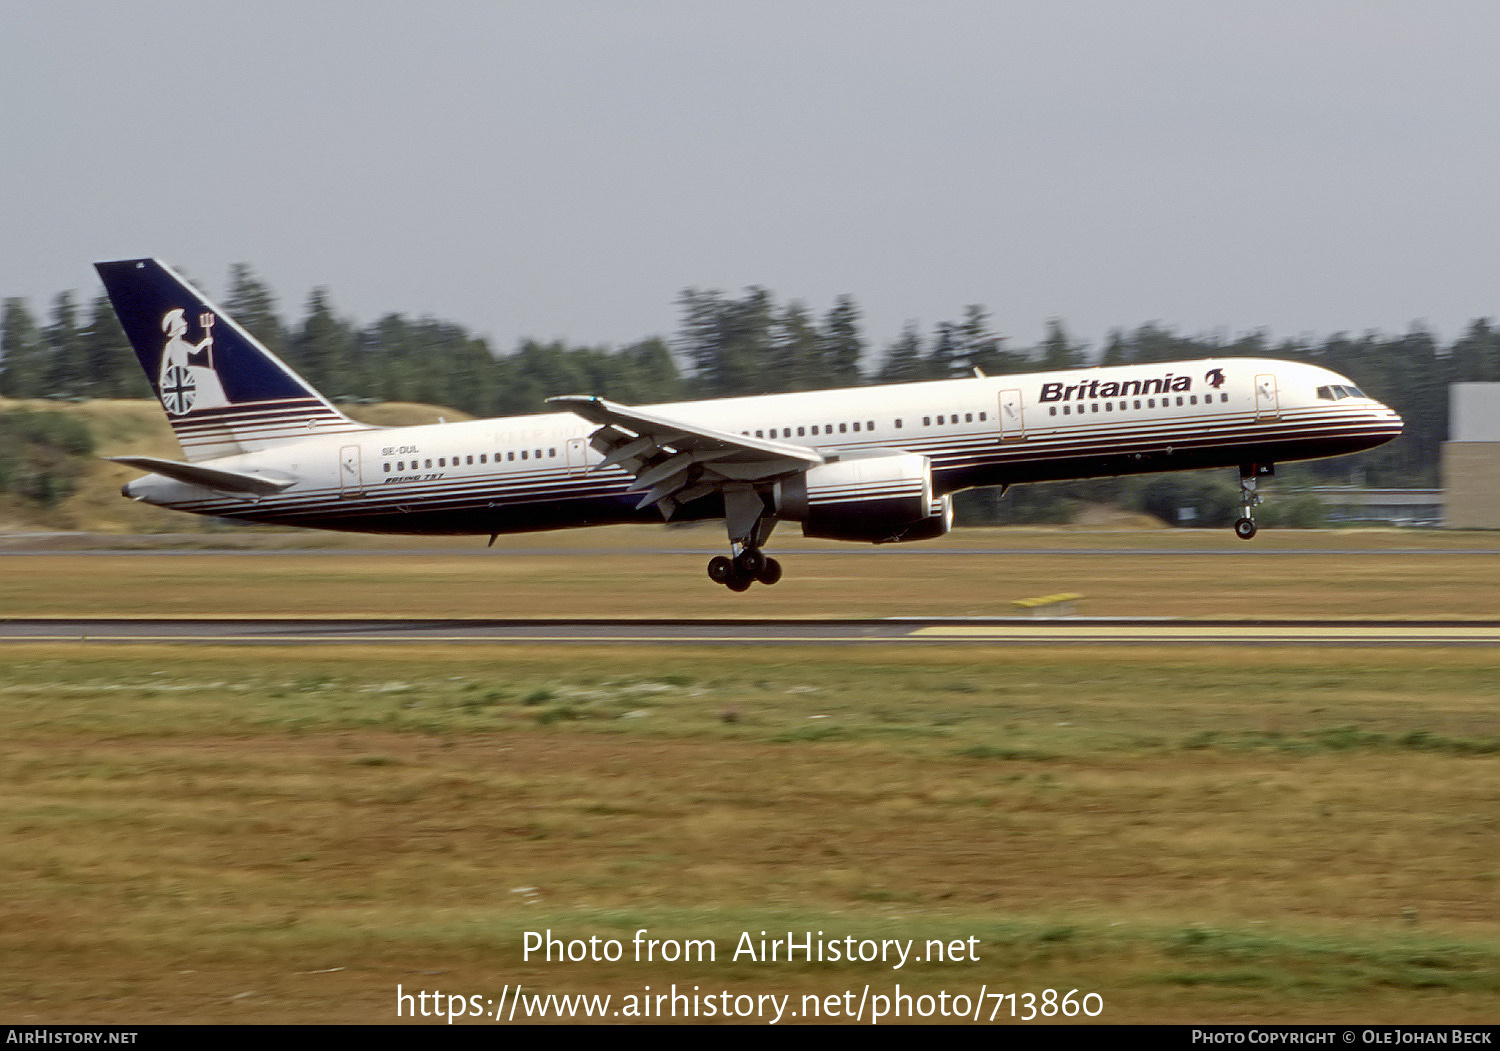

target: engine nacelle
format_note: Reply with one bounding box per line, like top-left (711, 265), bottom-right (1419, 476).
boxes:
top-left (777, 453), bottom-right (952, 543)
top-left (892, 493), bottom-right (954, 542)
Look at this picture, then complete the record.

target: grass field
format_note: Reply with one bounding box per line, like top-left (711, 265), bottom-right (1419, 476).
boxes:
top-left (1, 528), bottom-right (1498, 1024)
top-left (3, 524), bottom-right (1500, 619)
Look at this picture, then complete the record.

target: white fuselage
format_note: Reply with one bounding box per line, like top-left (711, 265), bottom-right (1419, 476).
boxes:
top-left (122, 357), bottom-right (1402, 536)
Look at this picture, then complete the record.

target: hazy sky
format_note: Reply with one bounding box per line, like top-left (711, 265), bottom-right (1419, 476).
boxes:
top-left (6, 1), bottom-right (1500, 364)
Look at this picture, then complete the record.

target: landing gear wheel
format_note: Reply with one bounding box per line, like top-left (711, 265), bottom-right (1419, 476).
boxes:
top-left (707, 555), bottom-right (734, 583)
top-left (734, 548), bottom-right (766, 578)
top-left (1235, 464), bottom-right (1270, 542)
top-left (755, 556), bottom-right (783, 586)
top-left (725, 572), bottom-right (753, 592)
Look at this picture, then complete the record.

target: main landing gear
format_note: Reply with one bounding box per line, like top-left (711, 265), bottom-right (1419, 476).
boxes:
top-left (707, 547), bottom-right (783, 591)
top-left (1234, 462), bottom-right (1274, 540)
top-left (708, 486), bottom-right (783, 591)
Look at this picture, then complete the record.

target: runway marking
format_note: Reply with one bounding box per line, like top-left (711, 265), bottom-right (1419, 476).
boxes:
top-left (910, 624), bottom-right (1500, 643)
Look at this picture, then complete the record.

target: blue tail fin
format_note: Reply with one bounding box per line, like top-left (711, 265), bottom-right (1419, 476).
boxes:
top-left (95, 258), bottom-right (370, 461)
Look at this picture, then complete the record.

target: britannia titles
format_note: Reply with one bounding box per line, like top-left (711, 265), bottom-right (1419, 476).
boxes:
top-left (1039, 374), bottom-right (1194, 402)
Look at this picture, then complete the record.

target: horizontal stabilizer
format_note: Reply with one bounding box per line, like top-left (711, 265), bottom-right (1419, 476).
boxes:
top-left (105, 456), bottom-right (297, 497)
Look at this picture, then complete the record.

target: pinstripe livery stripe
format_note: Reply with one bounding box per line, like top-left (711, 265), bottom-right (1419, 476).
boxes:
top-left (169, 398), bottom-right (374, 457)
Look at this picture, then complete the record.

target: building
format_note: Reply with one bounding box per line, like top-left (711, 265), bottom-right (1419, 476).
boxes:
top-left (1443, 383), bottom-right (1500, 528)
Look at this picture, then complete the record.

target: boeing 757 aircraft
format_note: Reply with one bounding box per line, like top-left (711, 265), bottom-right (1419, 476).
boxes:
top-left (95, 259), bottom-right (1403, 590)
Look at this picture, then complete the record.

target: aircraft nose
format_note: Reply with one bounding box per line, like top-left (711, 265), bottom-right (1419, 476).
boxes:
top-left (1376, 402), bottom-right (1404, 436)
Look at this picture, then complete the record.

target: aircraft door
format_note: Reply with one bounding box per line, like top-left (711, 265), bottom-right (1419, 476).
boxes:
top-left (339, 445), bottom-right (362, 497)
top-left (566, 437), bottom-right (593, 477)
top-left (1255, 374), bottom-right (1280, 421)
top-left (998, 389), bottom-right (1025, 440)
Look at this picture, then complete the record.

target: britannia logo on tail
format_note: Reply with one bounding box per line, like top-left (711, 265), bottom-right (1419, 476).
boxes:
top-left (157, 308), bottom-right (229, 415)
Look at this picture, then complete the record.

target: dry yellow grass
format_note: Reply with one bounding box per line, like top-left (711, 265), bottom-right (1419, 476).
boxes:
top-left (0, 528), bottom-right (1498, 619)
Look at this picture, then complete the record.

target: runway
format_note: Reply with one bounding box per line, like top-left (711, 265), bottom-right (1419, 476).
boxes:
top-left (2, 616), bottom-right (1497, 645)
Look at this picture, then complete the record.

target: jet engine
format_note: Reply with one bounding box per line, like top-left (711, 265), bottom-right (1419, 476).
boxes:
top-left (776, 453), bottom-right (952, 543)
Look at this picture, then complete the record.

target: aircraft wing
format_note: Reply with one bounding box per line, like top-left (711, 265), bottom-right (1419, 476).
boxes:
top-left (547, 395), bottom-right (825, 516)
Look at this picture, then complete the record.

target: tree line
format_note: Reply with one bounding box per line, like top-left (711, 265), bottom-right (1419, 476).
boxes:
top-left (6, 263), bottom-right (1496, 494)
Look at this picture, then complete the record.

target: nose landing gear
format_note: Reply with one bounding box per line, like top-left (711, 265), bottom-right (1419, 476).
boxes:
top-left (1234, 463), bottom-right (1274, 540)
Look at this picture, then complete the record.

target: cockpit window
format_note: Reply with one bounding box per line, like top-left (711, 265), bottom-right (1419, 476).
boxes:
top-left (1317, 384), bottom-right (1367, 401)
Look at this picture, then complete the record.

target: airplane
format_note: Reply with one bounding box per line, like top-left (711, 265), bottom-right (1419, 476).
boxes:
top-left (94, 258), bottom-right (1404, 591)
